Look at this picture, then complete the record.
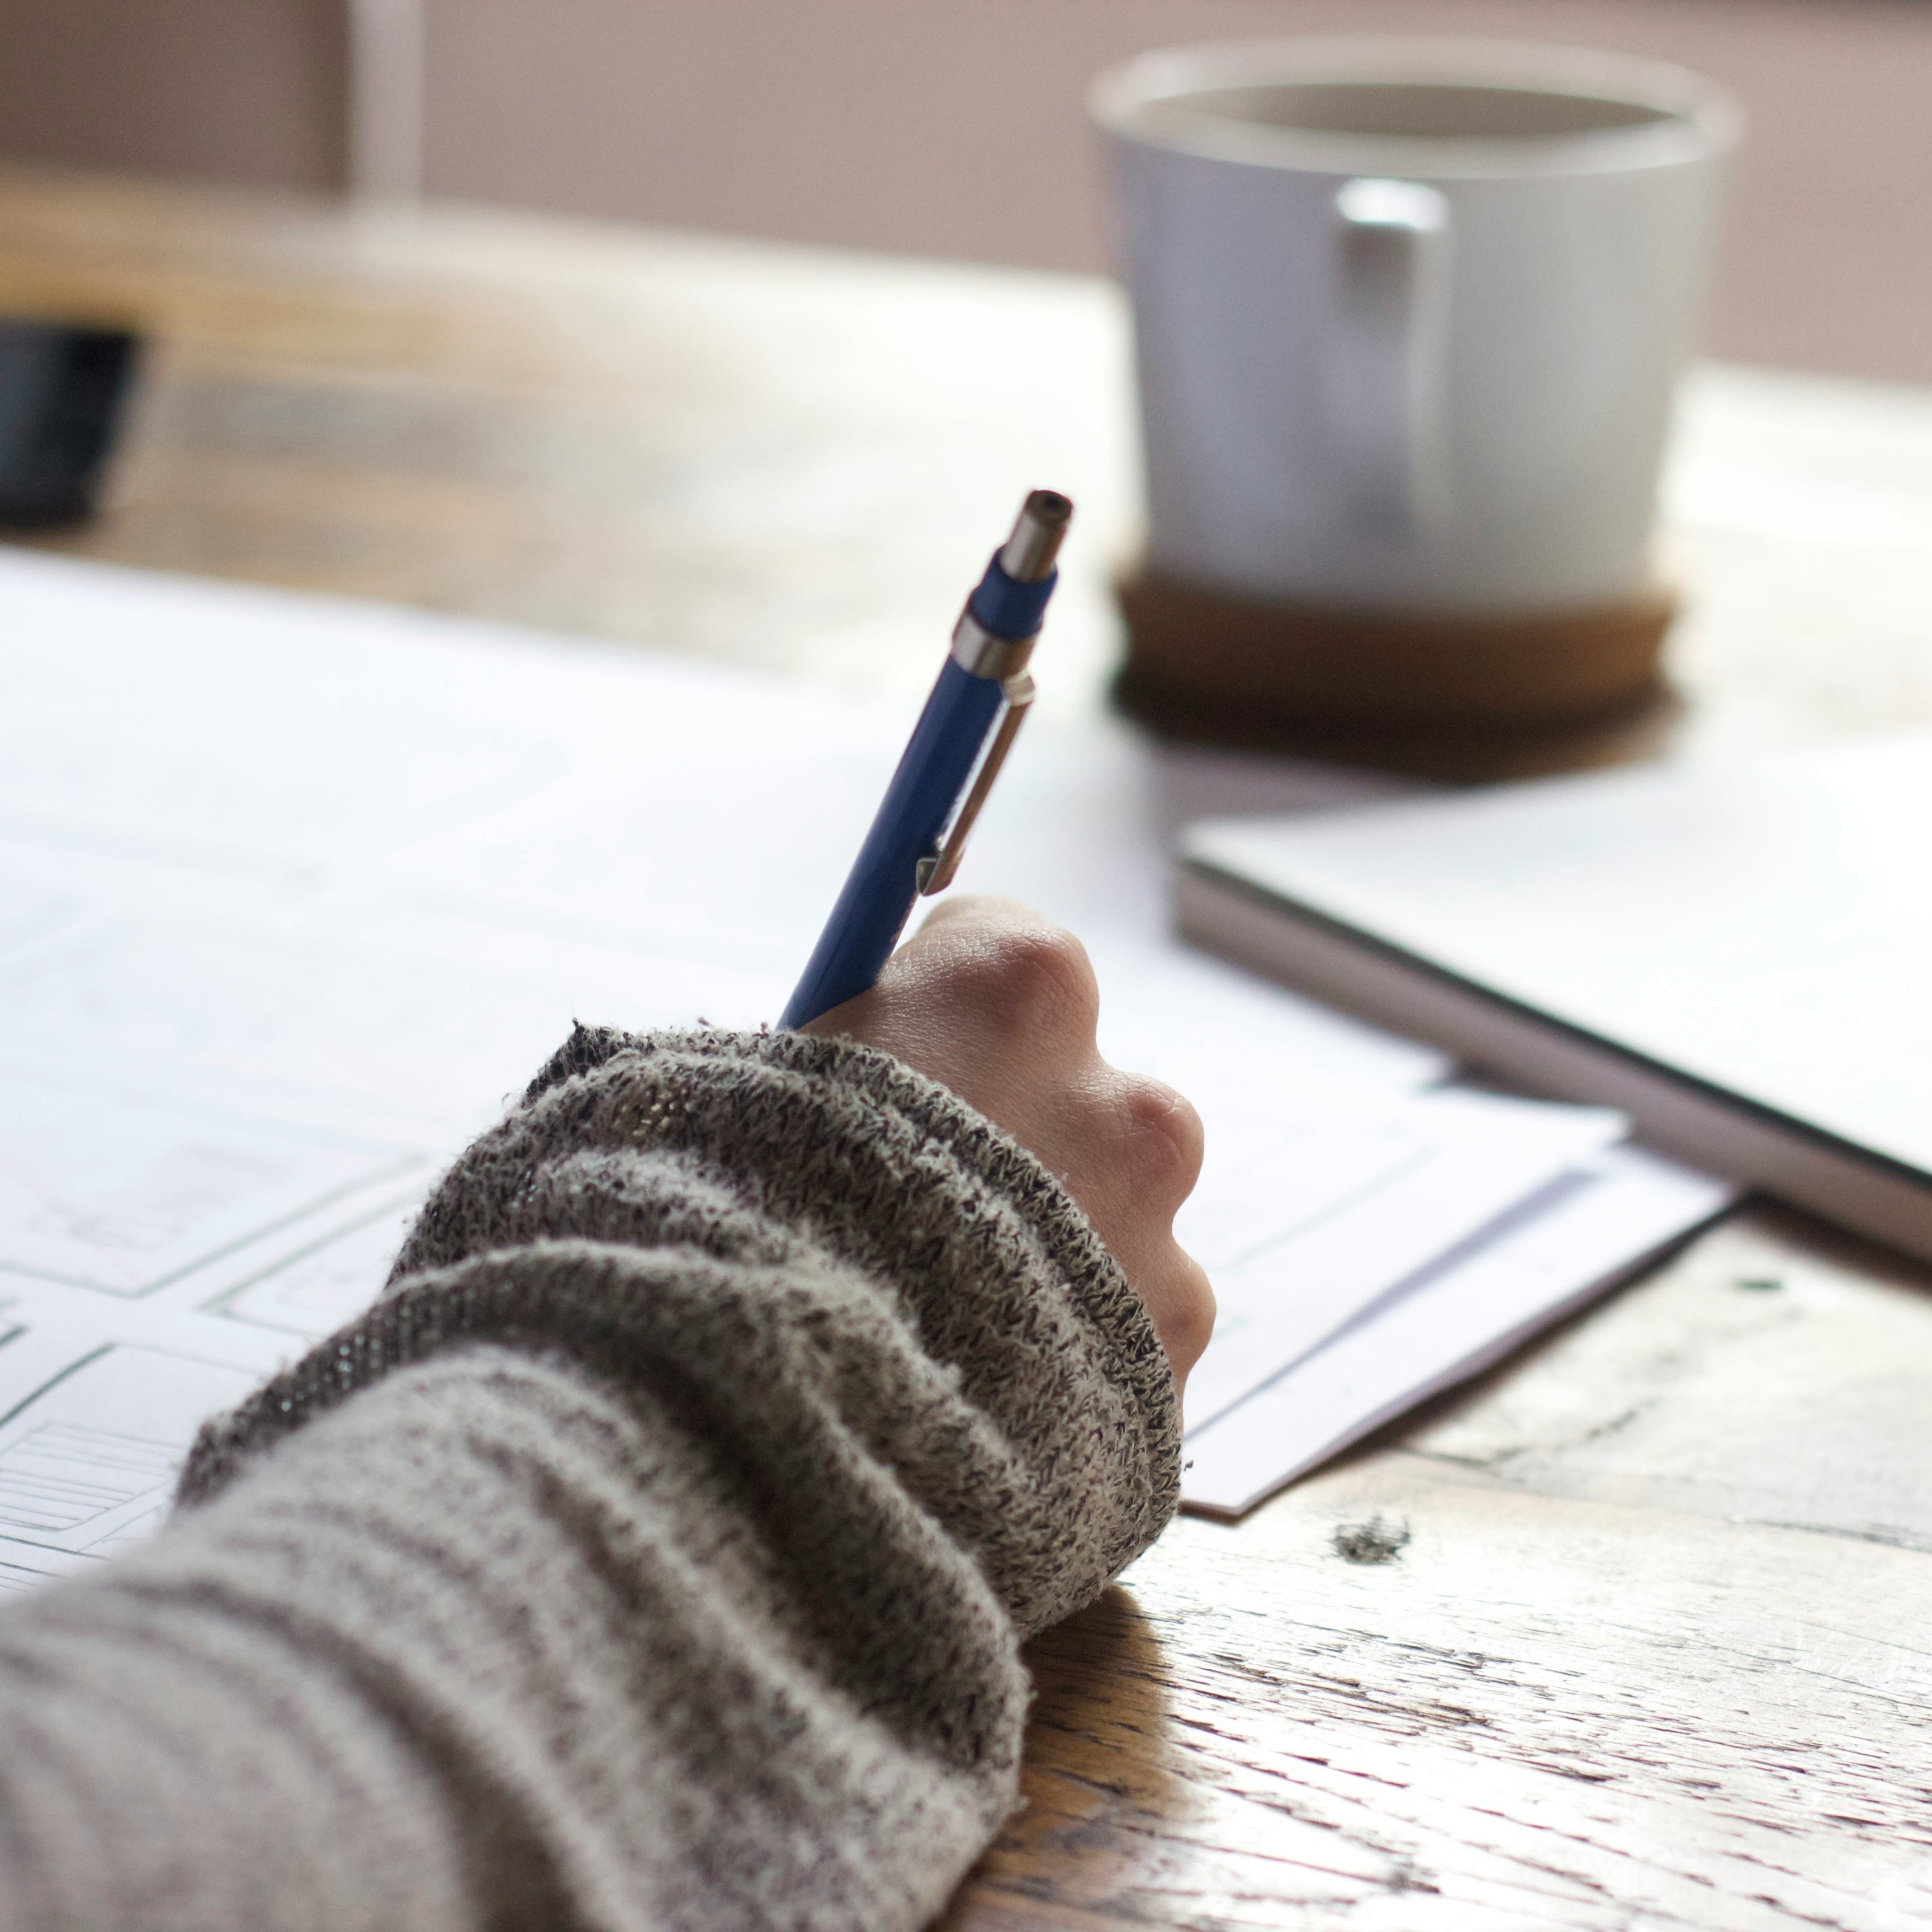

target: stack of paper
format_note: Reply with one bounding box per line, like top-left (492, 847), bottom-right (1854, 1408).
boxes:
top-left (0, 552), bottom-right (1729, 1585)
top-left (1086, 942), bottom-right (1729, 1514)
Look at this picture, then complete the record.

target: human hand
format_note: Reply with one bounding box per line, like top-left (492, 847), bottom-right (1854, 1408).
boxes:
top-left (802, 896), bottom-right (1215, 1391)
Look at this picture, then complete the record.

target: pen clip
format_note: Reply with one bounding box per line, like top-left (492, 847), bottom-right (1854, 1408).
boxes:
top-left (916, 672), bottom-right (1035, 896)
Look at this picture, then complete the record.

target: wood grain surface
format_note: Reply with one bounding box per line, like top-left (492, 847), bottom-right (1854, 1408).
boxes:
top-left (954, 1210), bottom-right (1932, 1928)
top-left (4, 164), bottom-right (1930, 1929)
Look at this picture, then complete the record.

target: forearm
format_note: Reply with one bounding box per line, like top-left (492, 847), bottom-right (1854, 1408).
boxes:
top-left (0, 1340), bottom-right (1018, 1931)
top-left (0, 1027), bottom-right (1180, 1931)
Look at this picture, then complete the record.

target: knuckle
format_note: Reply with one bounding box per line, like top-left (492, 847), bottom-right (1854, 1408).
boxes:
top-left (1168, 1258), bottom-right (1218, 1372)
top-left (1115, 1076), bottom-right (1205, 1196)
top-left (959, 924), bottom-right (1099, 1034)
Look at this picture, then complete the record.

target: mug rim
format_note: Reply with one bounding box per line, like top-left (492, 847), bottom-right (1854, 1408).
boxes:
top-left (1090, 37), bottom-right (1743, 179)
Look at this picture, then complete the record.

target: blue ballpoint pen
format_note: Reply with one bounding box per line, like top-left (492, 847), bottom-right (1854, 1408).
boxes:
top-left (778, 489), bottom-right (1073, 1030)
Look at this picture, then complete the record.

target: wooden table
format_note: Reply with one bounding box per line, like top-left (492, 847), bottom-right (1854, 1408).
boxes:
top-left (6, 163), bottom-right (1931, 1929)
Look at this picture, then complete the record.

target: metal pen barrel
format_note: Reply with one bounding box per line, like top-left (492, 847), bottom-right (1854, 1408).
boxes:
top-left (998, 489), bottom-right (1073, 584)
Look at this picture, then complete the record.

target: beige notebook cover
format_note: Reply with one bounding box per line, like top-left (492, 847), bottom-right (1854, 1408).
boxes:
top-left (1179, 731), bottom-right (1932, 1261)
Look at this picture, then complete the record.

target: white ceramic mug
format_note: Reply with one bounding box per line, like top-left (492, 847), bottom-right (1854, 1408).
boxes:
top-left (1092, 40), bottom-right (1741, 617)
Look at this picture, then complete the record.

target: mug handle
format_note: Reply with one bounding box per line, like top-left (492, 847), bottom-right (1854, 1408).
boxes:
top-left (1326, 177), bottom-right (1450, 538)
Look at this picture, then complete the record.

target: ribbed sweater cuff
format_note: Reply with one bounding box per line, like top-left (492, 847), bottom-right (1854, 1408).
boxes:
top-left (180, 1026), bottom-right (1181, 1636)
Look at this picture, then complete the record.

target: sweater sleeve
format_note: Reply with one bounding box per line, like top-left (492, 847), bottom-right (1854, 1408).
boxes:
top-left (0, 1026), bottom-right (1181, 1932)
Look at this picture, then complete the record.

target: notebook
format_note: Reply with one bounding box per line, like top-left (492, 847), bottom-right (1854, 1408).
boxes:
top-left (1179, 733), bottom-right (1932, 1262)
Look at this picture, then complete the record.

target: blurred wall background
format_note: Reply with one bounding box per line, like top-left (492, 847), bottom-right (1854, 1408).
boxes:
top-left (0, 0), bottom-right (348, 190)
top-left (1, 0), bottom-right (1928, 381)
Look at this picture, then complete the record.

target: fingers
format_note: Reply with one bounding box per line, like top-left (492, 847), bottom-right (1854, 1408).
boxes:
top-left (1137, 1246), bottom-right (1218, 1385)
top-left (904, 892), bottom-right (1033, 939)
top-left (899, 897), bottom-right (1102, 1048)
top-left (811, 900), bottom-right (1102, 1120)
top-left (800, 895), bottom-right (1216, 1390)
top-left (1112, 1071), bottom-right (1206, 1217)
top-left (1061, 1070), bottom-right (1213, 1382)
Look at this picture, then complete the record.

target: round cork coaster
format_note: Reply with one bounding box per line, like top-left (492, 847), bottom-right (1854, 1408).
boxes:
top-left (1114, 569), bottom-right (1678, 770)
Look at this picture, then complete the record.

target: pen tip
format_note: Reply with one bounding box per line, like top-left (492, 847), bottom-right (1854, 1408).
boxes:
top-left (1000, 489), bottom-right (1074, 583)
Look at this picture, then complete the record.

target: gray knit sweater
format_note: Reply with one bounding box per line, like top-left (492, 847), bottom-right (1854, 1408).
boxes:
top-left (0, 1026), bottom-right (1181, 1931)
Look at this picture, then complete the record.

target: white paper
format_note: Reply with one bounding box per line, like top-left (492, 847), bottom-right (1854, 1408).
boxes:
top-left (1180, 1145), bottom-right (1736, 1515)
top-left (1180, 1088), bottom-right (1630, 1431)
top-left (0, 1280), bottom-right (296, 1587)
top-left (206, 1194), bottom-right (428, 1341)
top-left (0, 1065), bottom-right (421, 1298)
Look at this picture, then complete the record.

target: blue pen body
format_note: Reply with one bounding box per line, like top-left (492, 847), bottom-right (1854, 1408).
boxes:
top-left (778, 656), bottom-right (1003, 1029)
top-left (779, 494), bottom-right (1071, 1030)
